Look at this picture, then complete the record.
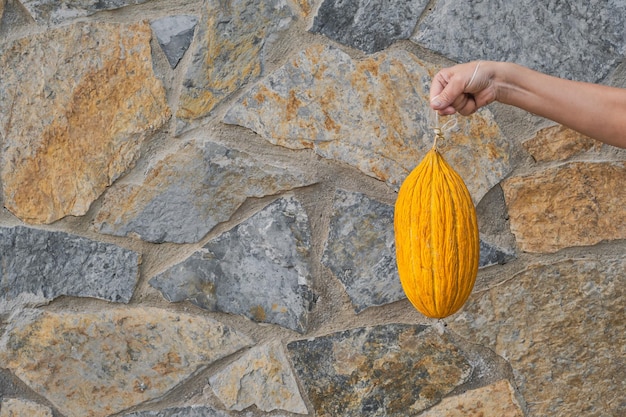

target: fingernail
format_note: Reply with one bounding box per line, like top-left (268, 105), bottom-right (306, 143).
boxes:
top-left (430, 95), bottom-right (442, 108)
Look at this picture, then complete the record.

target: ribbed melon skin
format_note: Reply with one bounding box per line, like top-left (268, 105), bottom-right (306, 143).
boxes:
top-left (394, 148), bottom-right (479, 318)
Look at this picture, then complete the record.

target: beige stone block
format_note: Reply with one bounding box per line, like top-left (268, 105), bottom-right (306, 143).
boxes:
top-left (0, 22), bottom-right (170, 224)
top-left (0, 308), bottom-right (252, 417)
top-left (503, 161), bottom-right (626, 253)
top-left (209, 342), bottom-right (308, 414)
top-left (0, 398), bottom-right (53, 417)
top-left (523, 124), bottom-right (601, 162)
top-left (225, 45), bottom-right (515, 202)
top-left (420, 380), bottom-right (524, 417)
top-left (449, 257), bottom-right (626, 417)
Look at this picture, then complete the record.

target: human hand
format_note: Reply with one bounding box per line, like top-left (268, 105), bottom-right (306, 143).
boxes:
top-left (430, 61), bottom-right (497, 116)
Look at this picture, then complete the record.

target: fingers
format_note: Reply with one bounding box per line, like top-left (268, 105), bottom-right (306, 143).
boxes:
top-left (431, 89), bottom-right (479, 116)
top-left (429, 61), bottom-right (486, 116)
top-left (430, 69), bottom-right (466, 111)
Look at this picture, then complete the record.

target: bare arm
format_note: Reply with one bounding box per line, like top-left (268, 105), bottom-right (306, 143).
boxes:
top-left (430, 61), bottom-right (626, 149)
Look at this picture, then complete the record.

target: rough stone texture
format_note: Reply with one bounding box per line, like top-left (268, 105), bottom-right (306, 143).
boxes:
top-left (0, 398), bottom-right (53, 417)
top-left (475, 183), bottom-right (518, 263)
top-left (21, 0), bottom-right (153, 24)
top-left (0, 0), bottom-right (5, 22)
top-left (94, 139), bottom-right (314, 243)
top-left (0, 226), bottom-right (139, 313)
top-left (150, 196), bottom-right (316, 333)
top-left (123, 407), bottom-right (231, 417)
top-left (150, 15), bottom-right (198, 69)
top-left (123, 407), bottom-right (291, 417)
top-left (287, 324), bottom-right (472, 416)
top-left (0, 308), bottom-right (252, 417)
top-left (310, 0), bottom-right (429, 54)
top-left (294, 0), bottom-right (313, 16)
top-left (419, 380), bottom-right (524, 417)
top-left (413, 0), bottom-right (626, 82)
top-left (523, 124), bottom-right (602, 162)
top-left (176, 0), bottom-right (294, 126)
top-left (209, 342), bottom-right (307, 414)
top-left (322, 189), bottom-right (403, 312)
top-left (224, 44), bottom-right (514, 201)
top-left (1, 1), bottom-right (625, 416)
top-left (479, 239), bottom-right (515, 268)
top-left (0, 22), bottom-right (170, 224)
top-left (0, 1), bottom-right (33, 36)
top-left (449, 257), bottom-right (626, 417)
top-left (502, 161), bottom-right (626, 253)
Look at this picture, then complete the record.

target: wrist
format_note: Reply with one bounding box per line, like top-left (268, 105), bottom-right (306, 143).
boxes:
top-left (491, 62), bottom-right (534, 106)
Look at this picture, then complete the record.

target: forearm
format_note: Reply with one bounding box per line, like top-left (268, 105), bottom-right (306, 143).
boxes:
top-left (493, 62), bottom-right (626, 148)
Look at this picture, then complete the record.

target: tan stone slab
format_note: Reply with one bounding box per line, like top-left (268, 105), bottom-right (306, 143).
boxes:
top-left (176, 0), bottom-right (294, 124)
top-left (502, 161), bottom-right (626, 253)
top-left (0, 22), bottom-right (170, 224)
top-left (209, 342), bottom-right (308, 414)
top-left (448, 257), bottom-right (626, 417)
top-left (0, 398), bottom-right (53, 417)
top-left (0, 0), bottom-right (5, 22)
top-left (420, 380), bottom-right (524, 417)
top-left (0, 308), bottom-right (252, 417)
top-left (523, 124), bottom-right (601, 162)
top-left (224, 45), bottom-right (514, 202)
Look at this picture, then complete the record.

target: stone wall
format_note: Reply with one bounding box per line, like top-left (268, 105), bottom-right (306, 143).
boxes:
top-left (0, 0), bottom-right (624, 416)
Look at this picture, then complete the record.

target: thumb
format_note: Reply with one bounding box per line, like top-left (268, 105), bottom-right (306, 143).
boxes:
top-left (430, 74), bottom-right (466, 111)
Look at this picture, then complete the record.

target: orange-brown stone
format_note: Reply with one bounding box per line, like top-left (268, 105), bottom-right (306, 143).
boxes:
top-left (523, 124), bottom-right (602, 162)
top-left (502, 161), bottom-right (626, 253)
top-left (176, 0), bottom-right (294, 125)
top-left (0, 22), bottom-right (170, 224)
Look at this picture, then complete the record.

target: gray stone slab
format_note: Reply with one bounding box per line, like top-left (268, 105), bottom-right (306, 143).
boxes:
top-left (21, 0), bottom-right (154, 24)
top-left (0, 226), bottom-right (139, 313)
top-left (123, 407), bottom-right (230, 417)
top-left (94, 139), bottom-right (315, 244)
top-left (322, 189), bottom-right (404, 312)
top-left (287, 324), bottom-right (473, 416)
top-left (150, 196), bottom-right (316, 333)
top-left (124, 407), bottom-right (291, 417)
top-left (413, 0), bottom-right (626, 82)
top-left (479, 239), bottom-right (515, 268)
top-left (151, 15), bottom-right (198, 69)
top-left (310, 0), bottom-right (429, 54)
top-left (0, 0), bottom-right (33, 37)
